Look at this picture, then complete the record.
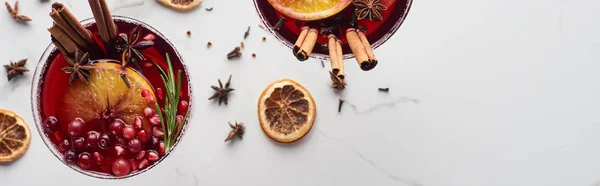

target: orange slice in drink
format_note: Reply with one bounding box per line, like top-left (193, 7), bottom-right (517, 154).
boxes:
top-left (0, 109), bottom-right (31, 162)
top-left (268, 0), bottom-right (352, 21)
top-left (157, 0), bottom-right (202, 11)
top-left (258, 79), bottom-right (316, 143)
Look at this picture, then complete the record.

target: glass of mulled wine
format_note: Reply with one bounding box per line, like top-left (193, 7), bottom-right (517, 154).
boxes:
top-left (31, 16), bottom-right (193, 179)
top-left (254, 0), bottom-right (413, 60)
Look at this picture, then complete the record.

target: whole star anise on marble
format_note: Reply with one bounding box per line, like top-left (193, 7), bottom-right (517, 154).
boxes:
top-left (3, 58), bottom-right (28, 81)
top-left (224, 121), bottom-right (245, 142)
top-left (330, 71), bottom-right (346, 91)
top-left (5, 0), bottom-right (31, 22)
top-left (209, 75), bottom-right (235, 105)
top-left (61, 50), bottom-right (95, 84)
top-left (116, 25), bottom-right (154, 69)
top-left (353, 0), bottom-right (387, 22)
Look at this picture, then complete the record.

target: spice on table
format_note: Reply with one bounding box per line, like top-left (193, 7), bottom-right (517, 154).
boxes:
top-left (378, 87), bottom-right (389, 92)
top-left (186, 31), bottom-right (191, 36)
top-left (338, 98), bottom-right (344, 113)
top-left (209, 75), bottom-right (235, 105)
top-left (5, 0), bottom-right (31, 22)
top-left (227, 47), bottom-right (242, 59)
top-left (244, 26), bottom-right (250, 39)
top-left (207, 42), bottom-right (212, 48)
top-left (205, 7), bottom-right (213, 11)
top-left (240, 41), bottom-right (244, 49)
top-left (3, 58), bottom-right (28, 81)
top-left (262, 37), bottom-right (266, 42)
top-left (329, 71), bottom-right (346, 91)
top-left (224, 121), bottom-right (245, 142)
top-left (252, 53), bottom-right (256, 58)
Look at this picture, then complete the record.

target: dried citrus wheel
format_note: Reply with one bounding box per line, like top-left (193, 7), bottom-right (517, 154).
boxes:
top-left (157, 0), bottom-right (202, 11)
top-left (258, 79), bottom-right (316, 143)
top-left (59, 62), bottom-right (155, 131)
top-left (0, 109), bottom-right (31, 162)
top-left (268, 0), bottom-right (352, 21)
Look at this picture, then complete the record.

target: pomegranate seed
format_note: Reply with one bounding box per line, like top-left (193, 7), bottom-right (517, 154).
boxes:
top-left (150, 115), bottom-right (161, 126)
top-left (108, 119), bottom-right (125, 136)
top-left (138, 159), bottom-right (149, 169)
top-left (156, 88), bottom-right (164, 100)
top-left (43, 116), bottom-right (59, 132)
top-left (136, 150), bottom-right (147, 160)
top-left (128, 139), bottom-right (142, 153)
top-left (138, 130), bottom-right (149, 143)
top-left (130, 159), bottom-right (139, 171)
top-left (86, 131), bottom-right (100, 148)
top-left (58, 139), bottom-right (71, 153)
top-left (92, 152), bottom-right (103, 165)
top-left (115, 137), bottom-right (127, 146)
top-left (141, 90), bottom-right (154, 103)
top-left (112, 158), bottom-right (131, 177)
top-left (143, 107), bottom-right (155, 118)
top-left (150, 136), bottom-right (159, 146)
top-left (152, 127), bottom-right (164, 139)
top-left (98, 133), bottom-right (111, 149)
top-left (158, 142), bottom-right (165, 155)
top-left (77, 152), bottom-right (93, 170)
top-left (115, 145), bottom-right (126, 156)
top-left (143, 33), bottom-right (155, 41)
top-left (147, 150), bottom-right (159, 162)
top-left (176, 115), bottom-right (184, 126)
top-left (100, 163), bottom-right (111, 172)
top-left (123, 126), bottom-right (137, 140)
top-left (64, 150), bottom-right (77, 164)
top-left (144, 62), bottom-right (153, 67)
top-left (178, 100), bottom-right (189, 115)
top-left (133, 116), bottom-right (143, 130)
top-left (67, 118), bottom-right (85, 137)
top-left (53, 131), bottom-right (64, 142)
top-left (72, 137), bottom-right (86, 152)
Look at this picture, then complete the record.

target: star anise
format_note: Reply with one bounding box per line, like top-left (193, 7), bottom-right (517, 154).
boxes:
top-left (209, 75), bottom-right (235, 105)
top-left (61, 50), bottom-right (95, 84)
top-left (3, 58), bottom-right (28, 81)
top-left (5, 0), bottom-right (31, 22)
top-left (116, 25), bottom-right (154, 69)
top-left (353, 0), bottom-right (387, 22)
top-left (224, 121), bottom-right (245, 142)
top-left (330, 71), bottom-right (346, 91)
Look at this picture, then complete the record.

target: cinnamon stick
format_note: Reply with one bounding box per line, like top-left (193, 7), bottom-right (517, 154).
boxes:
top-left (328, 35), bottom-right (340, 75)
top-left (293, 27), bottom-right (309, 55)
top-left (89, 0), bottom-right (116, 43)
top-left (296, 28), bottom-right (318, 61)
top-left (48, 25), bottom-right (78, 54)
top-left (357, 30), bottom-right (377, 70)
top-left (52, 37), bottom-right (69, 57)
top-left (99, 0), bottom-right (117, 40)
top-left (50, 7), bottom-right (85, 48)
top-left (346, 28), bottom-right (371, 71)
top-left (336, 39), bottom-right (345, 80)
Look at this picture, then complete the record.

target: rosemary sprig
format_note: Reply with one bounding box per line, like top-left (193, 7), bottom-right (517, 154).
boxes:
top-left (153, 53), bottom-right (184, 151)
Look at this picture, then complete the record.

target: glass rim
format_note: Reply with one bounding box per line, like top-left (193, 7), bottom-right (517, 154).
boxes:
top-left (253, 0), bottom-right (413, 60)
top-left (30, 15), bottom-right (194, 179)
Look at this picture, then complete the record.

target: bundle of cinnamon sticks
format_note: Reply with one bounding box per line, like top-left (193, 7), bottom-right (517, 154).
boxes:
top-left (47, 0), bottom-right (117, 57)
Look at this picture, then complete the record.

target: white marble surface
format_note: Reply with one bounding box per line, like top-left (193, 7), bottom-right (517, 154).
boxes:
top-left (1, 0), bottom-right (600, 185)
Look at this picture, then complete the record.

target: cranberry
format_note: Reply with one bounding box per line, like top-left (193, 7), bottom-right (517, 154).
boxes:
top-left (86, 131), bottom-right (100, 148)
top-left (178, 100), bottom-right (189, 115)
top-left (67, 118), bottom-right (85, 137)
top-left (138, 159), bottom-right (149, 169)
top-left (147, 150), bottom-right (159, 162)
top-left (92, 152), bottom-right (103, 165)
top-left (143, 33), bottom-right (155, 41)
top-left (156, 88), bottom-right (164, 100)
top-left (64, 150), bottom-right (77, 164)
top-left (123, 126), bottom-right (137, 140)
top-left (72, 137), bottom-right (86, 152)
top-left (112, 158), bottom-right (131, 177)
top-left (115, 137), bottom-right (127, 146)
top-left (58, 139), bottom-right (71, 152)
top-left (115, 145), bottom-right (126, 156)
top-left (108, 119), bottom-right (125, 136)
top-left (98, 133), bottom-right (111, 149)
top-left (152, 127), bottom-right (164, 139)
top-left (150, 136), bottom-right (159, 146)
top-left (143, 107), bottom-right (155, 118)
top-left (130, 159), bottom-right (139, 171)
top-left (77, 152), bottom-right (93, 170)
top-left (149, 115), bottom-right (161, 126)
top-left (158, 142), bottom-right (165, 155)
top-left (133, 116), bottom-right (143, 130)
top-left (128, 139), bottom-right (142, 153)
top-left (43, 116), bottom-right (59, 132)
top-left (138, 130), bottom-right (149, 143)
top-left (136, 150), bottom-right (146, 160)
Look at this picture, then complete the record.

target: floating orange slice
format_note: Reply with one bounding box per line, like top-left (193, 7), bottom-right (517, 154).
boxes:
top-left (268, 0), bottom-right (352, 21)
top-left (157, 0), bottom-right (202, 11)
top-left (0, 109), bottom-right (31, 162)
top-left (258, 79), bottom-right (316, 143)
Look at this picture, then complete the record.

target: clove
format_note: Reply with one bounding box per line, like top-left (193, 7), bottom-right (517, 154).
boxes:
top-left (244, 26), bottom-right (250, 39)
top-left (227, 47), bottom-right (242, 59)
top-left (338, 98), bottom-right (345, 113)
top-left (378, 88), bottom-right (389, 92)
top-left (273, 16), bottom-right (286, 31)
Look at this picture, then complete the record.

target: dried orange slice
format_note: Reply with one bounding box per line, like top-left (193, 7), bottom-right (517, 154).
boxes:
top-left (157, 0), bottom-right (202, 11)
top-left (0, 109), bottom-right (31, 162)
top-left (258, 79), bottom-right (316, 143)
top-left (268, 0), bottom-right (352, 21)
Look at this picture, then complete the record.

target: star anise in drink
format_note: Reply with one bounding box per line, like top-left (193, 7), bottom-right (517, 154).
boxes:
top-left (224, 121), bottom-right (245, 142)
top-left (209, 75), bottom-right (235, 105)
top-left (116, 25), bottom-right (154, 69)
top-left (3, 58), bottom-right (28, 81)
top-left (5, 0), bottom-right (31, 22)
top-left (330, 71), bottom-right (346, 91)
top-left (353, 0), bottom-right (387, 21)
top-left (61, 50), bottom-right (95, 84)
